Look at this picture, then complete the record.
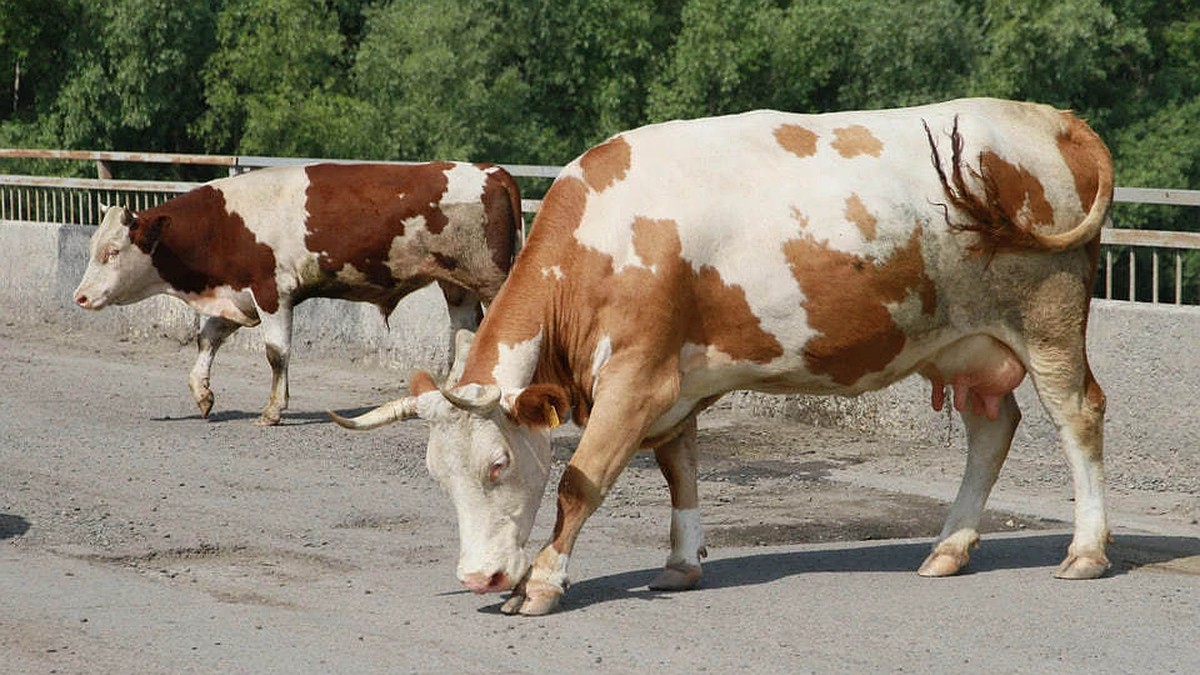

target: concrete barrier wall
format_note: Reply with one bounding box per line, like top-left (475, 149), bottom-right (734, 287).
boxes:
top-left (4, 220), bottom-right (1198, 488)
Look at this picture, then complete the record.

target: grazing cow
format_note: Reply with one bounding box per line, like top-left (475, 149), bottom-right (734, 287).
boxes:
top-left (75, 162), bottom-right (521, 425)
top-left (332, 98), bottom-right (1113, 615)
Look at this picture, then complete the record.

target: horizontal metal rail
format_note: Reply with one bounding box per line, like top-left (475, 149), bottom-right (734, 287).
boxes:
top-left (3, 148), bottom-right (1198, 304)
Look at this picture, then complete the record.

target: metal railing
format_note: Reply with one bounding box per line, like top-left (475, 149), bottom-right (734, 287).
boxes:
top-left (3, 149), bottom-right (1199, 304)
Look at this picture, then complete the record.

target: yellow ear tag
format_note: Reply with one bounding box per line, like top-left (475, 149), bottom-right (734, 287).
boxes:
top-left (543, 402), bottom-right (561, 429)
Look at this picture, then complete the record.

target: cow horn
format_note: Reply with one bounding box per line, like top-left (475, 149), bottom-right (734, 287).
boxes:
top-left (442, 383), bottom-right (502, 414)
top-left (328, 396), bottom-right (420, 430)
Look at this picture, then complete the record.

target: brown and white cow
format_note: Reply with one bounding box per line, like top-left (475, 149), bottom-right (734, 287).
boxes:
top-left (333, 98), bottom-right (1113, 615)
top-left (75, 162), bottom-right (521, 425)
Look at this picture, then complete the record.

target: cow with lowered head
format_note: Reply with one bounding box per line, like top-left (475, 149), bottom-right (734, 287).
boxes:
top-left (333, 98), bottom-right (1115, 615)
top-left (75, 162), bottom-right (521, 425)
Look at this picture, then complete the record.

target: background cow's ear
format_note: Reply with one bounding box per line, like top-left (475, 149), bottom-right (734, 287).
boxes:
top-left (512, 384), bottom-right (571, 429)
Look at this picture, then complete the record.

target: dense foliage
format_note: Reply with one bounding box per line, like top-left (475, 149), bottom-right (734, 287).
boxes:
top-left (1, 0), bottom-right (1197, 226)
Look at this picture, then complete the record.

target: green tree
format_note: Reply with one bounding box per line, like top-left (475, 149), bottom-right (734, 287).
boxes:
top-left (53, 0), bottom-right (217, 155)
top-left (196, 0), bottom-right (372, 158)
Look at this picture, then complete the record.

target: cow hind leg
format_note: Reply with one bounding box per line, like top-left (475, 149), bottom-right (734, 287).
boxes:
top-left (1023, 279), bottom-right (1110, 579)
top-left (1030, 357), bottom-right (1110, 579)
top-left (257, 305), bottom-right (293, 426)
top-left (649, 417), bottom-right (706, 591)
top-left (919, 392), bottom-right (1020, 577)
top-left (189, 316), bottom-right (241, 418)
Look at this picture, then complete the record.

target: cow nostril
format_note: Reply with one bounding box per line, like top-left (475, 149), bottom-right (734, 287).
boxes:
top-left (488, 571), bottom-right (506, 589)
top-left (75, 294), bottom-right (88, 307)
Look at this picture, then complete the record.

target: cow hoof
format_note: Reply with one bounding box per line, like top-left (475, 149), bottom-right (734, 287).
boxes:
top-left (500, 580), bottom-right (563, 616)
top-left (1055, 552), bottom-right (1110, 579)
top-left (649, 563), bottom-right (702, 591)
top-left (917, 550), bottom-right (969, 577)
top-left (255, 413), bottom-right (282, 427)
top-left (197, 392), bottom-right (214, 419)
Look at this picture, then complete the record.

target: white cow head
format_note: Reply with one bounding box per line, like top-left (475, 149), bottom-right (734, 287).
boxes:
top-left (331, 333), bottom-right (569, 594)
top-left (73, 205), bottom-right (168, 310)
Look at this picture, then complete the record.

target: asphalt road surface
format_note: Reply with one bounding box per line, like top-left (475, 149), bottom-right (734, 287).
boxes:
top-left (1, 321), bottom-right (1197, 674)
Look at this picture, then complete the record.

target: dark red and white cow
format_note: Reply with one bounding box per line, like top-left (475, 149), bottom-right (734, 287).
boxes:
top-left (75, 162), bottom-right (521, 425)
top-left (333, 98), bottom-right (1114, 614)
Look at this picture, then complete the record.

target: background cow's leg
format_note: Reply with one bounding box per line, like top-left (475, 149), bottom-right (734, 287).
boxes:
top-left (188, 316), bottom-right (241, 418)
top-left (257, 304), bottom-right (293, 426)
top-left (502, 360), bottom-right (680, 616)
top-left (649, 417), bottom-right (706, 591)
top-left (437, 281), bottom-right (484, 364)
top-left (919, 392), bottom-right (1020, 577)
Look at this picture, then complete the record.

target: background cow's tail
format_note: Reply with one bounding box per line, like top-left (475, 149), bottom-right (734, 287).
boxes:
top-left (925, 113), bottom-right (1114, 255)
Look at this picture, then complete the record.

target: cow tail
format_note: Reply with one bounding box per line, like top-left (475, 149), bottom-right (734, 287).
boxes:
top-left (925, 114), bottom-right (1113, 256)
top-left (1028, 114), bottom-right (1114, 252)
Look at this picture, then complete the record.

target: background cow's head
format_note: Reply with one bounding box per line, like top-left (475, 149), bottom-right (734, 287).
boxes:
top-left (74, 205), bottom-right (169, 310)
top-left (331, 331), bottom-right (570, 594)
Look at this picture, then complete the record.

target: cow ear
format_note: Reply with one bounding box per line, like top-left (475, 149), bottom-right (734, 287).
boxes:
top-left (511, 384), bottom-right (570, 429)
top-left (409, 370), bottom-right (438, 396)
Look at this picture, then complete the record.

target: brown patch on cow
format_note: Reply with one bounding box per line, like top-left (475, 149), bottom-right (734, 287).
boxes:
top-left (832, 125), bottom-right (884, 158)
top-left (479, 165), bottom-right (522, 272)
top-left (550, 465), bottom-right (601, 545)
top-left (979, 152), bottom-right (1055, 231)
top-left (783, 227), bottom-right (935, 386)
top-left (133, 186), bottom-right (282, 313)
top-left (844, 194), bottom-right (878, 241)
top-left (303, 163), bottom-right (453, 290)
top-left (409, 370), bottom-right (438, 396)
top-left (630, 217), bottom-right (784, 364)
top-left (580, 136), bottom-right (631, 192)
top-left (926, 118), bottom-right (1052, 255)
top-left (1055, 112), bottom-right (1111, 215)
top-left (774, 124), bottom-right (819, 158)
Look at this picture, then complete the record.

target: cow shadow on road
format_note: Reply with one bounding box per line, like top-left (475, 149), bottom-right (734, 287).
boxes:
top-left (151, 408), bottom-right (336, 425)
top-left (0, 513), bottom-right (30, 540)
top-left (497, 532), bottom-right (1200, 615)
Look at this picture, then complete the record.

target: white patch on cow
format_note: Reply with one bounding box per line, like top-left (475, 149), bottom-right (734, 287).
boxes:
top-left (542, 552), bottom-right (570, 590)
top-left (541, 265), bottom-right (564, 281)
top-left (443, 163), bottom-right (487, 206)
top-left (589, 335), bottom-right (613, 398)
top-left (213, 166), bottom-right (313, 272)
top-left (334, 263), bottom-right (368, 286)
top-left (493, 329), bottom-right (544, 388)
top-left (402, 213), bottom-right (427, 231)
top-left (670, 508), bottom-right (705, 566)
top-left (679, 342), bottom-right (735, 372)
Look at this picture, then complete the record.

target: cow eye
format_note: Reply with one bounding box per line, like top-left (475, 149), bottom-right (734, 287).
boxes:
top-left (101, 246), bottom-right (119, 263)
top-left (487, 452), bottom-right (511, 482)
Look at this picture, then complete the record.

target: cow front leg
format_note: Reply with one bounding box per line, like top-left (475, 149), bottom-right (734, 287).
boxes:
top-left (649, 417), bottom-right (706, 591)
top-left (502, 364), bottom-right (680, 616)
top-left (257, 306), bottom-right (293, 426)
top-left (188, 316), bottom-right (241, 418)
top-left (920, 392), bottom-right (1020, 577)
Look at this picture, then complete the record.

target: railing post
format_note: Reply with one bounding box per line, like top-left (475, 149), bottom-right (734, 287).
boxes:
top-left (96, 160), bottom-right (112, 179)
